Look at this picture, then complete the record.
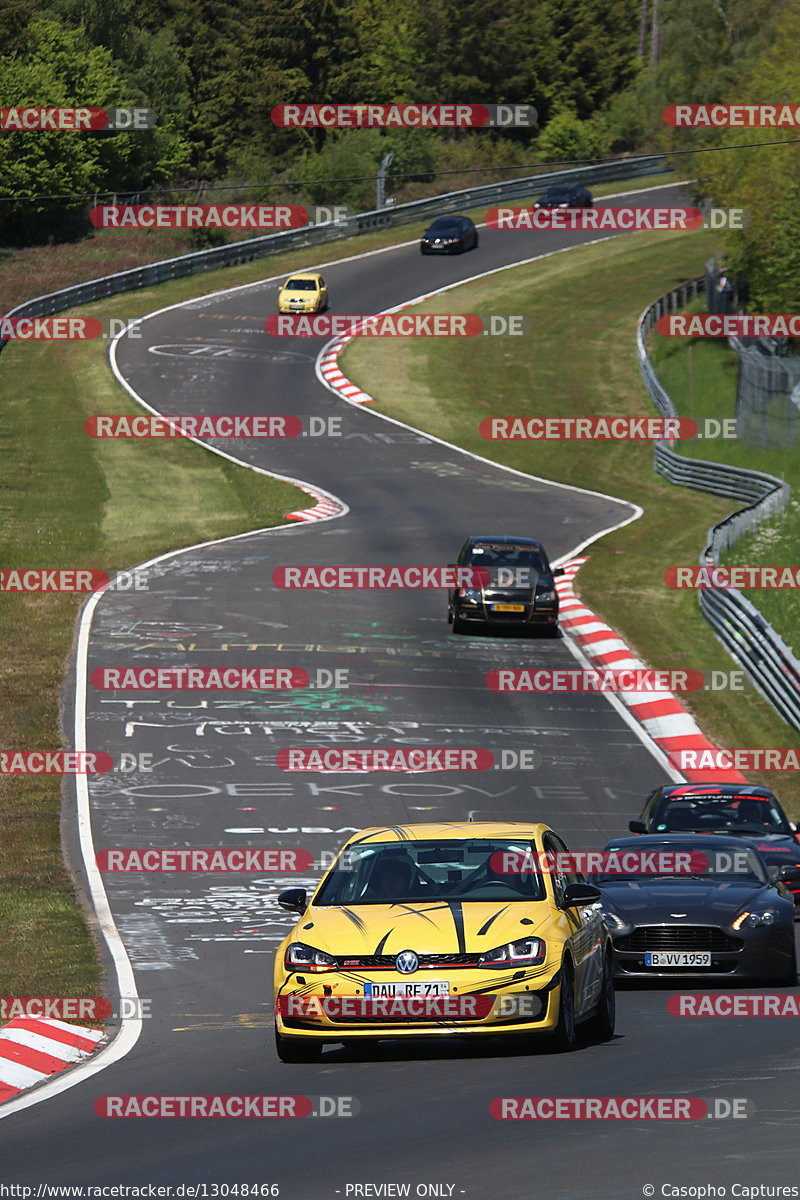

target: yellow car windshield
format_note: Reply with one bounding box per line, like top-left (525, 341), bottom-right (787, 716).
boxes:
top-left (315, 840), bottom-right (547, 905)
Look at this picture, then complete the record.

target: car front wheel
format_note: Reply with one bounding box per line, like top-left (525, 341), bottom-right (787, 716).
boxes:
top-left (551, 959), bottom-right (577, 1052)
top-left (584, 949), bottom-right (615, 1041)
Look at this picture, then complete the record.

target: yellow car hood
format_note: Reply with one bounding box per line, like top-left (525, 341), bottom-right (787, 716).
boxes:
top-left (302, 900), bottom-right (548, 956)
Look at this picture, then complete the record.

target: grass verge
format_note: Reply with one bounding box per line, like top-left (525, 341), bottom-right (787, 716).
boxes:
top-left (651, 323), bottom-right (800, 643)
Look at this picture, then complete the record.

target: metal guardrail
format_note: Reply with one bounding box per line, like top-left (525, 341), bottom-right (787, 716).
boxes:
top-left (638, 283), bottom-right (799, 733)
top-left (0, 154), bottom-right (668, 341)
top-left (697, 582), bottom-right (800, 732)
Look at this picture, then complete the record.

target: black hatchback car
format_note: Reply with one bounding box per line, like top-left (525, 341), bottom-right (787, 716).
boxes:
top-left (533, 183), bottom-right (593, 209)
top-left (447, 534), bottom-right (564, 635)
top-left (420, 215), bottom-right (478, 254)
top-left (629, 783), bottom-right (800, 911)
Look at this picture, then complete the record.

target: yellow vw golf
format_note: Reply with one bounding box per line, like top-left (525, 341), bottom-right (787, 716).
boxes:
top-left (273, 822), bottom-right (614, 1060)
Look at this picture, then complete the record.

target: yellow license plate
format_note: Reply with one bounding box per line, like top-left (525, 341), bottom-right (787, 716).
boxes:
top-left (493, 604), bottom-right (525, 612)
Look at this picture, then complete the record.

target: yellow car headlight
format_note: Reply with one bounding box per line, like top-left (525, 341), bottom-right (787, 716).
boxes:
top-left (284, 941), bottom-right (337, 972)
top-left (478, 938), bottom-right (546, 968)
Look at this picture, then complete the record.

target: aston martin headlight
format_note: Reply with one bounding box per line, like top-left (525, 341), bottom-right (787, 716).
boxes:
top-left (732, 910), bottom-right (776, 930)
top-left (602, 911), bottom-right (629, 932)
top-left (460, 589), bottom-right (481, 604)
top-left (536, 589), bottom-right (557, 603)
top-left (478, 938), bottom-right (546, 968)
top-left (285, 942), bottom-right (337, 972)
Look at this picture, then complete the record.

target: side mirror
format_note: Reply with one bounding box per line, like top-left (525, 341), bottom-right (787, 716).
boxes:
top-left (779, 866), bottom-right (800, 883)
top-left (553, 567), bottom-right (565, 577)
top-left (562, 882), bottom-right (601, 907)
top-left (628, 820), bottom-right (647, 835)
top-left (278, 887), bottom-right (307, 914)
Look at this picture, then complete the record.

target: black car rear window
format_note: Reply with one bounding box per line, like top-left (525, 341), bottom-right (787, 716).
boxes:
top-left (466, 545), bottom-right (547, 572)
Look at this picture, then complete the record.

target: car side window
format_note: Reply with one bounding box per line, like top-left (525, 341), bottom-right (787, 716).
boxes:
top-left (644, 788), bottom-right (662, 826)
top-left (318, 278), bottom-right (325, 288)
top-left (543, 833), bottom-right (581, 906)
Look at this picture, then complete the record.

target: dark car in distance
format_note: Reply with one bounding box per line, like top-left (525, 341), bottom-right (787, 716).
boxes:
top-left (533, 184), bottom-right (593, 209)
top-left (629, 784), bottom-right (800, 912)
top-left (420, 215), bottom-right (478, 254)
top-left (591, 835), bottom-right (796, 985)
top-left (447, 535), bottom-right (564, 636)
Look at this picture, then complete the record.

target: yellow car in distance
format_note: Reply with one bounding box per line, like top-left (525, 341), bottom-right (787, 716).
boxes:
top-left (277, 271), bottom-right (328, 314)
top-left (273, 821), bottom-right (614, 1061)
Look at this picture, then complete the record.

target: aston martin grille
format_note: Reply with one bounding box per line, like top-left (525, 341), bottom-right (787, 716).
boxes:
top-left (615, 926), bottom-right (742, 953)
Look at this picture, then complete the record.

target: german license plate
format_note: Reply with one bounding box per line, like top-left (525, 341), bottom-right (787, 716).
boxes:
top-left (492, 604), bottom-right (525, 613)
top-left (363, 981), bottom-right (450, 997)
top-left (645, 951), bottom-right (711, 967)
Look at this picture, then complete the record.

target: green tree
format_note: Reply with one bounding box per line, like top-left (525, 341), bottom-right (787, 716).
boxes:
top-left (0, 16), bottom-right (189, 245)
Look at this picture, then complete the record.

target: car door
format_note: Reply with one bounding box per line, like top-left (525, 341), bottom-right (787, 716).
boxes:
top-left (544, 832), bottom-right (604, 1017)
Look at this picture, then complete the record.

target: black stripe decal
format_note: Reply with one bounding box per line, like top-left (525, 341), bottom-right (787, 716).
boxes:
top-left (447, 901), bottom-right (467, 954)
top-left (477, 906), bottom-right (509, 937)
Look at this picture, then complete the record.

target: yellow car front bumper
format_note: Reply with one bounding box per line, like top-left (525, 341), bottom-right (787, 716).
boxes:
top-left (274, 967), bottom-right (561, 1041)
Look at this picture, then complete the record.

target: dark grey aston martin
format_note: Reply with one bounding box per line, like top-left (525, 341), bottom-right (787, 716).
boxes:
top-left (590, 835), bottom-right (797, 985)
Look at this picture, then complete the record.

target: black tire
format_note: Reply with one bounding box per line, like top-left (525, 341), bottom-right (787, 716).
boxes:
top-left (451, 612), bottom-right (468, 634)
top-left (551, 959), bottom-right (577, 1052)
top-left (274, 1026), bottom-right (322, 1063)
top-left (584, 948), bottom-right (616, 1042)
top-left (447, 606), bottom-right (453, 625)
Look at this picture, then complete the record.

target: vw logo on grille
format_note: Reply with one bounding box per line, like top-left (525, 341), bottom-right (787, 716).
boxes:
top-left (395, 950), bottom-right (419, 974)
